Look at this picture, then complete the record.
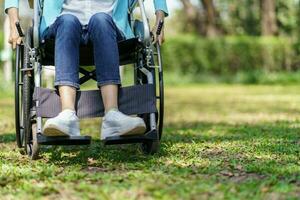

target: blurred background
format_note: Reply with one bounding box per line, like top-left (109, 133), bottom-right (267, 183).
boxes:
top-left (1, 0), bottom-right (300, 86)
top-left (162, 0), bottom-right (300, 85)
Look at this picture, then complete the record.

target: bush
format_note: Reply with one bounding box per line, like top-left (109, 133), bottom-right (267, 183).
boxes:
top-left (162, 35), bottom-right (296, 75)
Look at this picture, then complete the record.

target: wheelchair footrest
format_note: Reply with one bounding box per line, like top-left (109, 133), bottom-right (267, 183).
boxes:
top-left (37, 134), bottom-right (92, 145)
top-left (103, 130), bottom-right (158, 145)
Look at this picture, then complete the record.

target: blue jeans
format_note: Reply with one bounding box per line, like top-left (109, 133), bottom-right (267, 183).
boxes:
top-left (42, 13), bottom-right (124, 89)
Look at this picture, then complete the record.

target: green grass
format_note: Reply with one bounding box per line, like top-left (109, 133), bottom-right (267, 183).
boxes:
top-left (0, 84), bottom-right (300, 199)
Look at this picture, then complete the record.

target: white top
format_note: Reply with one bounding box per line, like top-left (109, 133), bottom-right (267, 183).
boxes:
top-left (61, 0), bottom-right (117, 25)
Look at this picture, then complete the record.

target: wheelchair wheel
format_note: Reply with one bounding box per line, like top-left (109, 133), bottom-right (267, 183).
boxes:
top-left (24, 28), bottom-right (39, 159)
top-left (137, 45), bottom-right (164, 154)
top-left (15, 28), bottom-right (39, 159)
top-left (26, 122), bottom-right (40, 160)
top-left (23, 72), bottom-right (35, 157)
top-left (15, 45), bottom-right (24, 149)
top-left (157, 45), bottom-right (164, 140)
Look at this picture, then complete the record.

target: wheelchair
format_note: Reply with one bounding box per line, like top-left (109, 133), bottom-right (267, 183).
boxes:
top-left (14, 0), bottom-right (165, 160)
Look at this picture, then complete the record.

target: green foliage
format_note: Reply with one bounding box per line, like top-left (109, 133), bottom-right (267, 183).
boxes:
top-left (218, 0), bottom-right (261, 35)
top-left (177, 0), bottom-right (300, 37)
top-left (162, 35), bottom-right (296, 76)
top-left (276, 0), bottom-right (299, 35)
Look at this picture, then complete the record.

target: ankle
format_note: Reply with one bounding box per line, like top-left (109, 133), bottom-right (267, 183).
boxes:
top-left (105, 108), bottom-right (119, 115)
top-left (62, 109), bottom-right (76, 113)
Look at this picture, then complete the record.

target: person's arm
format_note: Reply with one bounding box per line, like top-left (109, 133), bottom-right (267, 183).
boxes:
top-left (152, 0), bottom-right (169, 45)
top-left (7, 7), bottom-right (22, 49)
top-left (5, 0), bottom-right (21, 49)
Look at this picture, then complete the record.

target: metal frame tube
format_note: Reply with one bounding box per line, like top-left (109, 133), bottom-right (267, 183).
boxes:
top-left (35, 62), bottom-right (42, 134)
top-left (33, 0), bottom-right (43, 134)
top-left (137, 0), bottom-right (151, 44)
top-left (33, 0), bottom-right (40, 48)
top-left (140, 67), bottom-right (157, 131)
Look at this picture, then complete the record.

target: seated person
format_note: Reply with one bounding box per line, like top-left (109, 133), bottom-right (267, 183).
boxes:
top-left (5, 0), bottom-right (168, 140)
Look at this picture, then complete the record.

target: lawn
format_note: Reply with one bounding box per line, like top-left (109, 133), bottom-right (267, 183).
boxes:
top-left (0, 84), bottom-right (300, 199)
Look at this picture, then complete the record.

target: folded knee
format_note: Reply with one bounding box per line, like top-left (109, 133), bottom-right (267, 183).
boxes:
top-left (89, 13), bottom-right (114, 30)
top-left (57, 14), bottom-right (81, 29)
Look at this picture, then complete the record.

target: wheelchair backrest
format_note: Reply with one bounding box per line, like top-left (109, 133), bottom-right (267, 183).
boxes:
top-left (29, 0), bottom-right (142, 12)
top-left (31, 0), bottom-right (149, 46)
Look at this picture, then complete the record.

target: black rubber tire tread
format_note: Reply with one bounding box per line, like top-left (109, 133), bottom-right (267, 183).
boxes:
top-left (157, 48), bottom-right (164, 140)
top-left (23, 74), bottom-right (32, 153)
top-left (15, 46), bottom-right (23, 148)
top-left (22, 28), bottom-right (34, 155)
top-left (30, 123), bottom-right (40, 160)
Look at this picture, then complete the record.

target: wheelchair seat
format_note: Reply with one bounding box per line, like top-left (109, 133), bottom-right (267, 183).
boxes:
top-left (40, 38), bottom-right (143, 66)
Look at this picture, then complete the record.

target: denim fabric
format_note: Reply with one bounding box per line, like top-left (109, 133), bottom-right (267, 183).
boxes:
top-left (43, 13), bottom-right (124, 89)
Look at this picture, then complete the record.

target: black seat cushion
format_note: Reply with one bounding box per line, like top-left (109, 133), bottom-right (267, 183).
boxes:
top-left (40, 38), bottom-right (143, 66)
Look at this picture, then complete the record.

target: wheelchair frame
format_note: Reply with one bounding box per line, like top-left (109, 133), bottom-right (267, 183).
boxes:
top-left (14, 0), bottom-right (165, 159)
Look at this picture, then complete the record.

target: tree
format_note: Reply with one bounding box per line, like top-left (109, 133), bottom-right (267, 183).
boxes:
top-left (260, 0), bottom-right (278, 35)
top-left (201, 0), bottom-right (223, 37)
top-left (179, 0), bottom-right (205, 35)
top-left (179, 0), bottom-right (223, 37)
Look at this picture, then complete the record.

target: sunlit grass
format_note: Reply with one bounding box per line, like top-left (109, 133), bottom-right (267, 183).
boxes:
top-left (0, 84), bottom-right (300, 199)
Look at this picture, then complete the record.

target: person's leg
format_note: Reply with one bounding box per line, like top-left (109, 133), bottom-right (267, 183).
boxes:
top-left (88, 13), bottom-right (121, 112)
top-left (88, 13), bottom-right (120, 113)
top-left (43, 14), bottom-right (82, 136)
top-left (88, 13), bottom-right (146, 139)
top-left (59, 86), bottom-right (76, 111)
top-left (101, 85), bottom-right (118, 112)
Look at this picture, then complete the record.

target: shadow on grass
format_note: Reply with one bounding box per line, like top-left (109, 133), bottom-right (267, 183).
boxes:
top-left (45, 140), bottom-right (169, 166)
top-left (164, 120), bottom-right (300, 143)
top-left (0, 133), bottom-right (16, 143)
top-left (43, 120), bottom-right (300, 170)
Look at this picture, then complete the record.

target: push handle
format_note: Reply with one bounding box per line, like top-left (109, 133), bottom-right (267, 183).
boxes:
top-left (15, 22), bottom-right (25, 37)
top-left (15, 22), bottom-right (33, 50)
top-left (156, 20), bottom-right (164, 36)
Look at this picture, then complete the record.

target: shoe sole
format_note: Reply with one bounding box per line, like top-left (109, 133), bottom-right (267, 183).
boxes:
top-left (120, 125), bottom-right (146, 137)
top-left (102, 125), bottom-right (146, 140)
top-left (43, 124), bottom-right (70, 137)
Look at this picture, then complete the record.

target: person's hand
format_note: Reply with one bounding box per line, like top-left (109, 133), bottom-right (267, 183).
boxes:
top-left (7, 8), bottom-right (22, 49)
top-left (152, 22), bottom-right (165, 45)
top-left (152, 10), bottom-right (165, 45)
top-left (9, 23), bottom-right (22, 49)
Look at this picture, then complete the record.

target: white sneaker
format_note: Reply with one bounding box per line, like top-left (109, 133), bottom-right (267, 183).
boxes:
top-left (101, 110), bottom-right (146, 140)
top-left (43, 109), bottom-right (81, 137)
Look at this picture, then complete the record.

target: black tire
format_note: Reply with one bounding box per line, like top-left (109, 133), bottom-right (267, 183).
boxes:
top-left (17, 27), bottom-right (37, 158)
top-left (27, 123), bottom-right (40, 160)
top-left (23, 28), bottom-right (38, 159)
top-left (157, 46), bottom-right (164, 140)
top-left (15, 45), bottom-right (24, 148)
top-left (23, 74), bottom-right (33, 155)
